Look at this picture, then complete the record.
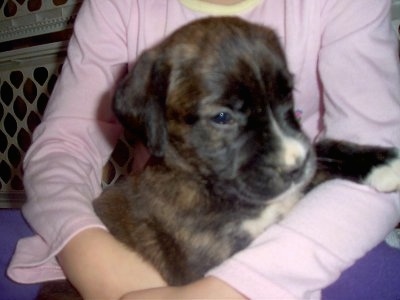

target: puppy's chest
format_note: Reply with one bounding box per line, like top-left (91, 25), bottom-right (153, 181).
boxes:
top-left (240, 189), bottom-right (302, 238)
top-left (177, 187), bottom-right (303, 249)
top-left (172, 189), bottom-right (303, 257)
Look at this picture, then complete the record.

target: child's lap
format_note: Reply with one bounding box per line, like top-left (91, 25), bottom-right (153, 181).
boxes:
top-left (0, 209), bottom-right (41, 300)
top-left (1, 209), bottom-right (399, 300)
top-left (323, 233), bottom-right (400, 300)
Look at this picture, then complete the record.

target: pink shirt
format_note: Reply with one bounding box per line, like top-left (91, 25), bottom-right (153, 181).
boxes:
top-left (8, 0), bottom-right (400, 298)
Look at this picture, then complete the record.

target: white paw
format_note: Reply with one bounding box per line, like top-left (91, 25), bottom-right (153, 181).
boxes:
top-left (365, 154), bottom-right (400, 192)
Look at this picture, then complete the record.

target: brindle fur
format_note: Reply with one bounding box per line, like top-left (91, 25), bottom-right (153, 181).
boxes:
top-left (37, 17), bottom-right (400, 299)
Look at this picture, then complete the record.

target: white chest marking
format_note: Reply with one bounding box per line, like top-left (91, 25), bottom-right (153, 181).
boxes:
top-left (241, 187), bottom-right (303, 238)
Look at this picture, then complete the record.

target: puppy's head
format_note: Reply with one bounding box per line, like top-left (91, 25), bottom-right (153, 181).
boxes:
top-left (114, 17), bottom-right (315, 203)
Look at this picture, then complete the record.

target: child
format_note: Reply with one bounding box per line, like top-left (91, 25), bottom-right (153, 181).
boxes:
top-left (7, 0), bottom-right (400, 299)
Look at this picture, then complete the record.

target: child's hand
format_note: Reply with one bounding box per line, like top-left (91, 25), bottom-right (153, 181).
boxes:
top-left (58, 228), bottom-right (166, 299)
top-left (120, 276), bottom-right (246, 299)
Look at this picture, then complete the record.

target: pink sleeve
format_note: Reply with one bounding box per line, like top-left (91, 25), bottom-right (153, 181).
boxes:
top-left (209, 184), bottom-right (400, 299)
top-left (208, 0), bottom-right (400, 298)
top-left (7, 0), bottom-right (135, 283)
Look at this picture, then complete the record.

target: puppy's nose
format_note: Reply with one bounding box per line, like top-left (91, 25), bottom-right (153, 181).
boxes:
top-left (283, 137), bottom-right (307, 161)
top-left (280, 137), bottom-right (308, 175)
top-left (282, 155), bottom-right (305, 173)
top-left (283, 156), bottom-right (308, 181)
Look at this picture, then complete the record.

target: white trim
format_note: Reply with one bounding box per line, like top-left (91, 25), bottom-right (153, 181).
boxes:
top-left (179, 0), bottom-right (262, 15)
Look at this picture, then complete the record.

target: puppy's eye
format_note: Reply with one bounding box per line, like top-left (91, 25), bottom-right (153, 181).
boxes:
top-left (211, 112), bottom-right (233, 125)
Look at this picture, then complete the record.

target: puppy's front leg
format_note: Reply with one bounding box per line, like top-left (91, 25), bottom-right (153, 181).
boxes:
top-left (313, 139), bottom-right (400, 192)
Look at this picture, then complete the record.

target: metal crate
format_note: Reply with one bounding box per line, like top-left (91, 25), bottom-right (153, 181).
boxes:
top-left (0, 0), bottom-right (133, 208)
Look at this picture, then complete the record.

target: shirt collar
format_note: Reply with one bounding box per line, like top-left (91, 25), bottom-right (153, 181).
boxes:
top-left (179, 0), bottom-right (262, 15)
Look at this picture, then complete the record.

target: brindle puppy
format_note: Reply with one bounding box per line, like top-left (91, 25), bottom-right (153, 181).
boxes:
top-left (38, 17), bottom-right (400, 299)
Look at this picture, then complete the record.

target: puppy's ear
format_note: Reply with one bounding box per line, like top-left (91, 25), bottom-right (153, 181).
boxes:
top-left (113, 50), bottom-right (170, 157)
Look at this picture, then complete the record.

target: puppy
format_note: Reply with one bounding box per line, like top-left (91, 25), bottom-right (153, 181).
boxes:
top-left (38, 16), bottom-right (400, 299)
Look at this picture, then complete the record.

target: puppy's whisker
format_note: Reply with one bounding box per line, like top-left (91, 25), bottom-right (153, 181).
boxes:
top-left (316, 158), bottom-right (343, 163)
